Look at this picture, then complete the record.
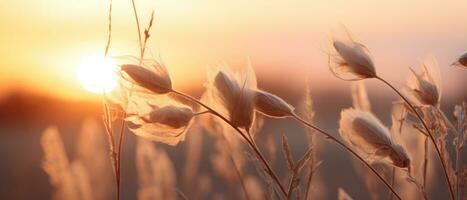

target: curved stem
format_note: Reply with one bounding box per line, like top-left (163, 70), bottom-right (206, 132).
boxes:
top-left (376, 76), bottom-right (455, 200)
top-left (291, 113), bottom-right (402, 200)
top-left (423, 137), bottom-right (429, 188)
top-left (130, 0), bottom-right (143, 56)
top-left (170, 89), bottom-right (288, 198)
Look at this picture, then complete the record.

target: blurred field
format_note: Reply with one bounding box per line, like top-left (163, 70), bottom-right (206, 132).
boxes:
top-left (0, 85), bottom-right (464, 199)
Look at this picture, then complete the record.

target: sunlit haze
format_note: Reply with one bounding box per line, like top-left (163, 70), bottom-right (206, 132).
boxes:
top-left (76, 55), bottom-right (118, 94)
top-left (0, 0), bottom-right (466, 101)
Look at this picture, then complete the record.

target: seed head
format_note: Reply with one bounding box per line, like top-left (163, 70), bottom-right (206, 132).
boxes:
top-left (121, 61), bottom-right (172, 94)
top-left (145, 106), bottom-right (194, 129)
top-left (206, 62), bottom-right (257, 130)
top-left (452, 51), bottom-right (467, 68)
top-left (125, 97), bottom-right (194, 146)
top-left (339, 108), bottom-right (410, 168)
top-left (254, 90), bottom-right (294, 118)
top-left (329, 28), bottom-right (376, 81)
top-left (405, 58), bottom-right (441, 107)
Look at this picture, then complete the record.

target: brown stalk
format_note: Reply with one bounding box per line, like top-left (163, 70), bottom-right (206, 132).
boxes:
top-left (291, 113), bottom-right (402, 200)
top-left (100, 0), bottom-right (120, 199)
top-left (115, 1), bottom-right (152, 199)
top-left (423, 137), bottom-right (429, 188)
top-left (376, 76), bottom-right (455, 200)
top-left (170, 89), bottom-right (288, 198)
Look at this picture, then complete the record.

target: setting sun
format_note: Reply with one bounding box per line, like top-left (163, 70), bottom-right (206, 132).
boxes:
top-left (76, 55), bottom-right (118, 94)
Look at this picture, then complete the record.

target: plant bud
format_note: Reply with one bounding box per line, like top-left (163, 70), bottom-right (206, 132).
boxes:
top-left (406, 59), bottom-right (441, 107)
top-left (339, 108), bottom-right (410, 168)
top-left (254, 90), bottom-right (294, 118)
top-left (452, 51), bottom-right (467, 68)
top-left (146, 106), bottom-right (194, 129)
top-left (330, 36), bottom-right (376, 81)
top-left (121, 64), bottom-right (172, 94)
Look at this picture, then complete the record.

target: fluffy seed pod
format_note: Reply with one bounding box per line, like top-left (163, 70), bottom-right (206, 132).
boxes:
top-left (126, 100), bottom-right (195, 146)
top-left (452, 51), bottom-right (467, 68)
top-left (339, 108), bottom-right (410, 168)
top-left (121, 62), bottom-right (172, 94)
top-left (144, 106), bottom-right (194, 129)
top-left (329, 29), bottom-right (376, 81)
top-left (205, 62), bottom-right (257, 131)
top-left (405, 59), bottom-right (441, 107)
top-left (254, 90), bottom-right (294, 118)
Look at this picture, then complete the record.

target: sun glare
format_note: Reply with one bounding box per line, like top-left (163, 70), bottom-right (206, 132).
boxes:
top-left (77, 55), bottom-right (118, 94)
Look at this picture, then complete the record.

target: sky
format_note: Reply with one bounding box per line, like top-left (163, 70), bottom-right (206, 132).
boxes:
top-left (0, 0), bottom-right (466, 101)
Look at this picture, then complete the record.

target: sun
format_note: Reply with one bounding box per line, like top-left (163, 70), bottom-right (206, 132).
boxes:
top-left (77, 55), bottom-right (118, 94)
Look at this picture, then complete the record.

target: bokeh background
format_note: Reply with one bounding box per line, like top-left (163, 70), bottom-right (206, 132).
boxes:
top-left (0, 0), bottom-right (466, 199)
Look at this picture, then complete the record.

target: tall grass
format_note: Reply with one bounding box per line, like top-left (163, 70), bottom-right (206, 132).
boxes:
top-left (38, 2), bottom-right (467, 200)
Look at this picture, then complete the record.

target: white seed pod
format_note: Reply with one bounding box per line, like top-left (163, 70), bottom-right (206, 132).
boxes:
top-left (452, 51), bottom-right (467, 68)
top-left (126, 104), bottom-right (194, 146)
top-left (254, 90), bottom-right (294, 118)
top-left (205, 62), bottom-right (257, 131)
top-left (405, 58), bottom-right (441, 107)
top-left (339, 108), bottom-right (410, 168)
top-left (145, 106), bottom-right (194, 129)
top-left (329, 28), bottom-right (376, 81)
top-left (121, 61), bottom-right (172, 94)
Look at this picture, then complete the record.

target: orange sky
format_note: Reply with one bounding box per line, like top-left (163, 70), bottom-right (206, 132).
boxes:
top-left (0, 0), bottom-right (466, 101)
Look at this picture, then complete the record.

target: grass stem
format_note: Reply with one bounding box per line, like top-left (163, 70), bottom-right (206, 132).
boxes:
top-left (170, 89), bottom-right (288, 198)
top-left (291, 113), bottom-right (402, 200)
top-left (376, 76), bottom-right (455, 200)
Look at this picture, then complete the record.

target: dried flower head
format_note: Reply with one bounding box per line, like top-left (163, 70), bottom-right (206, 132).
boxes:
top-left (145, 106), bottom-right (194, 128)
top-left (452, 51), bottom-right (467, 68)
top-left (254, 90), bottom-right (294, 118)
top-left (205, 61), bottom-right (257, 131)
top-left (120, 59), bottom-right (172, 94)
top-left (405, 58), bottom-right (441, 107)
top-left (329, 28), bottom-right (376, 81)
top-left (126, 95), bottom-right (195, 146)
top-left (339, 108), bottom-right (410, 168)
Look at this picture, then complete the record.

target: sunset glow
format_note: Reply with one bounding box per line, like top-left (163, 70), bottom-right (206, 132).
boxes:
top-left (76, 55), bottom-right (118, 94)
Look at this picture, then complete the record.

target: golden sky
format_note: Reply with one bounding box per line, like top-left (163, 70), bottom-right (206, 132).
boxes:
top-left (1, 0), bottom-right (466, 101)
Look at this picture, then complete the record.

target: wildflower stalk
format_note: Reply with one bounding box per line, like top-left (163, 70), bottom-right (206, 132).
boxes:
top-left (100, 0), bottom-right (121, 199)
top-left (130, 0), bottom-right (143, 58)
top-left (114, 1), bottom-right (149, 199)
top-left (291, 113), bottom-right (402, 200)
top-left (376, 76), bottom-right (455, 200)
top-left (423, 137), bottom-right (429, 188)
top-left (389, 167), bottom-right (396, 200)
top-left (170, 89), bottom-right (288, 198)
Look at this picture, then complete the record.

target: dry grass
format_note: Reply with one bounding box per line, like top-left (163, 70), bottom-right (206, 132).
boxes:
top-left (37, 3), bottom-right (467, 200)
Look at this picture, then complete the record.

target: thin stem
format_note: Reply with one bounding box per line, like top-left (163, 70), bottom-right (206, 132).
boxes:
top-left (291, 113), bottom-right (402, 200)
top-left (114, 2), bottom-right (146, 199)
top-left (304, 164), bottom-right (314, 199)
top-left (193, 110), bottom-right (210, 116)
top-left (104, 0), bottom-right (113, 56)
top-left (376, 76), bottom-right (455, 200)
top-left (423, 137), bottom-right (429, 188)
top-left (115, 114), bottom-right (126, 200)
top-left (130, 0), bottom-right (143, 56)
top-left (101, 0), bottom-right (118, 199)
top-left (455, 144), bottom-right (461, 200)
top-left (286, 172), bottom-right (298, 200)
top-left (389, 167), bottom-right (396, 200)
top-left (170, 89), bottom-right (288, 198)
top-left (437, 108), bottom-right (460, 136)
